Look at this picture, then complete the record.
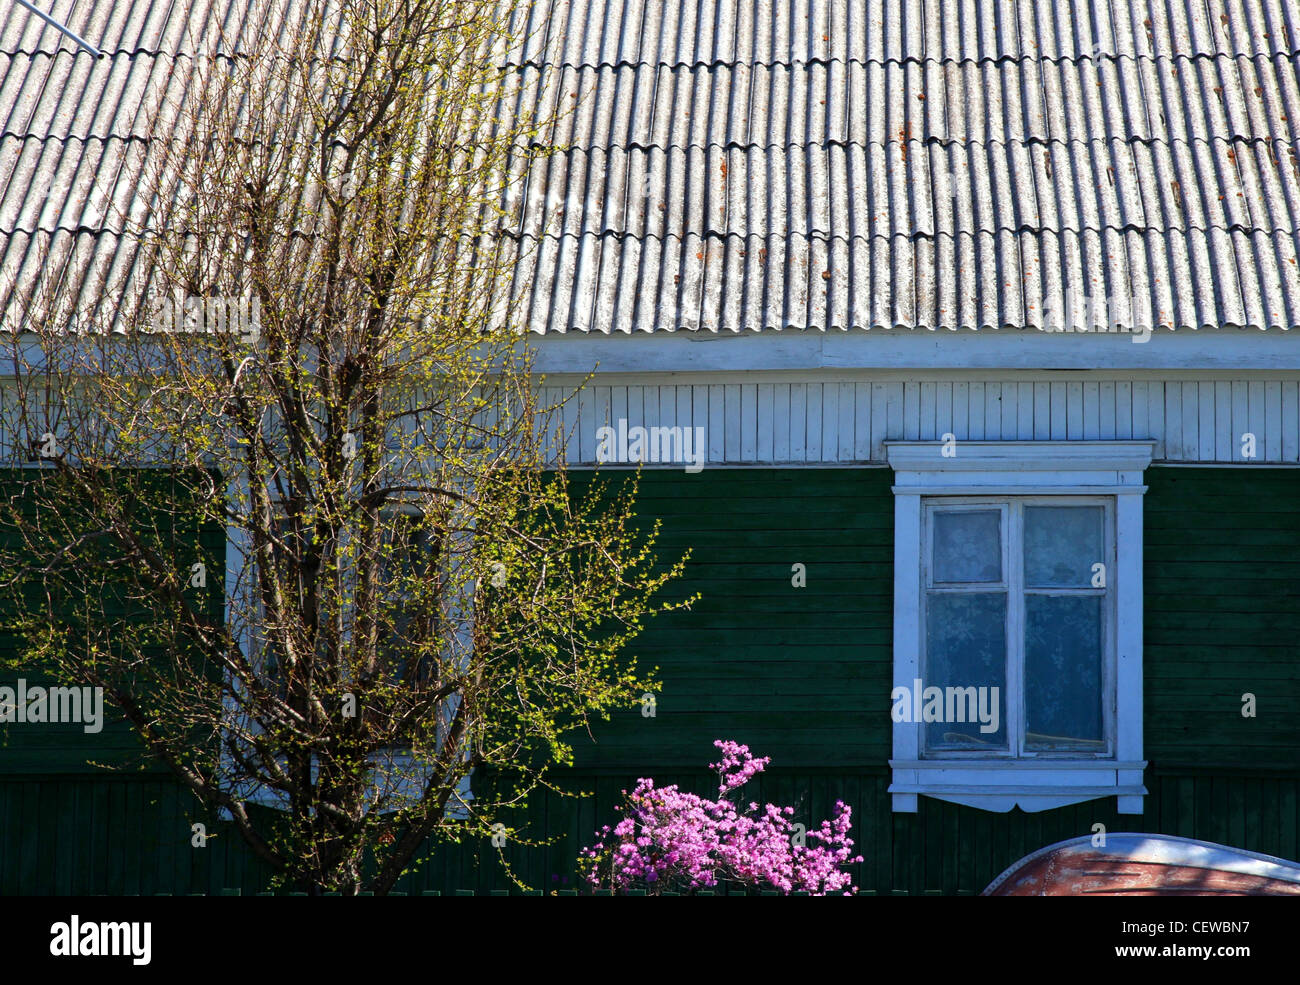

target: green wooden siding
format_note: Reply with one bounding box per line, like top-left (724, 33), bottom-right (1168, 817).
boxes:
top-left (1, 769), bottom-right (1296, 895)
top-left (0, 465), bottom-right (1297, 894)
top-left (1143, 468), bottom-right (1300, 767)
top-left (566, 467), bottom-right (895, 769)
top-left (0, 470), bottom-right (227, 774)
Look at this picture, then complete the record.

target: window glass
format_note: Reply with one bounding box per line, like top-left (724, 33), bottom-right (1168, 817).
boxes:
top-left (924, 592), bottom-right (1008, 750)
top-left (932, 510), bottom-right (1001, 583)
top-left (1024, 506), bottom-right (1103, 587)
top-left (924, 500), bottom-right (1110, 758)
top-left (380, 515), bottom-right (442, 686)
top-left (1024, 595), bottom-right (1105, 750)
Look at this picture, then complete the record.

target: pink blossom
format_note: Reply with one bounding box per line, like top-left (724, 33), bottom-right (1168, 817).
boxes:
top-left (579, 740), bottom-right (863, 896)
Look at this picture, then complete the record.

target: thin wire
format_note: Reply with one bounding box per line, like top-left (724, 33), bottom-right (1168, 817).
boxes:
top-left (13, 0), bottom-right (102, 57)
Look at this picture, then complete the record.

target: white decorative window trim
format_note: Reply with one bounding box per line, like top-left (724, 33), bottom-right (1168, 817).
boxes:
top-left (885, 441), bottom-right (1155, 815)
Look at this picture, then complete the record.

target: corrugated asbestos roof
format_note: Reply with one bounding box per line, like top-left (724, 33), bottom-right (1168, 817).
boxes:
top-left (3, 0), bottom-right (1300, 334)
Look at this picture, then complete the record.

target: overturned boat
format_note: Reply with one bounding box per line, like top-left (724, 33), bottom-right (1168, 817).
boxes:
top-left (983, 833), bottom-right (1300, 896)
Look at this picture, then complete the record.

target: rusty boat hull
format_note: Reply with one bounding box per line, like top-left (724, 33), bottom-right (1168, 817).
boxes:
top-left (982, 833), bottom-right (1300, 896)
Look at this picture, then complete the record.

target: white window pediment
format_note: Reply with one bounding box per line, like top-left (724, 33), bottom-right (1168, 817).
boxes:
top-left (885, 441), bottom-right (1154, 814)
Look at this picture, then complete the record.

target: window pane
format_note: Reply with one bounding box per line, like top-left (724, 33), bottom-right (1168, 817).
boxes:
top-left (1024, 506), bottom-right (1104, 588)
top-left (1025, 595), bottom-right (1105, 750)
top-left (379, 515), bottom-right (442, 686)
top-left (932, 510), bottom-right (1001, 583)
top-left (924, 593), bottom-right (1007, 751)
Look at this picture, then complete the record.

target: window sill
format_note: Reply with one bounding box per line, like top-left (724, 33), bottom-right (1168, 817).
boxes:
top-left (888, 759), bottom-right (1148, 814)
top-left (219, 752), bottom-right (473, 819)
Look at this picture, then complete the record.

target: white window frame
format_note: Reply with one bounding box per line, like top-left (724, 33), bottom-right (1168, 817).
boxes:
top-left (920, 497), bottom-right (1116, 759)
top-left (885, 441), bottom-right (1154, 815)
top-left (221, 482), bottom-right (474, 817)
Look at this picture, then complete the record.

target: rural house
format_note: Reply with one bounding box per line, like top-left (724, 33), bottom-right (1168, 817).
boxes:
top-left (2, 0), bottom-right (1299, 894)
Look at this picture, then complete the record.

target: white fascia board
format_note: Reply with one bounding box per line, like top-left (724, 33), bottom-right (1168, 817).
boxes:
top-left (527, 329), bottom-right (1300, 376)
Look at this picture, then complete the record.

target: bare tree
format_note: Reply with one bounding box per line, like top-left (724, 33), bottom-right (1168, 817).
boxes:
top-left (0, 0), bottom-right (689, 894)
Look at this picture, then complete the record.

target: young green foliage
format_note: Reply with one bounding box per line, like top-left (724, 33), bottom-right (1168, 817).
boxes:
top-left (0, 0), bottom-right (690, 894)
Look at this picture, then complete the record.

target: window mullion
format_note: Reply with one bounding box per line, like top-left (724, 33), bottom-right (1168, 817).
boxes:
top-left (1106, 497), bottom-right (1118, 757)
top-left (1007, 501), bottom-right (1025, 758)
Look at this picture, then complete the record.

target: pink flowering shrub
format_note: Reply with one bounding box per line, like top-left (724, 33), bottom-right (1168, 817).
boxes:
top-left (579, 740), bottom-right (863, 895)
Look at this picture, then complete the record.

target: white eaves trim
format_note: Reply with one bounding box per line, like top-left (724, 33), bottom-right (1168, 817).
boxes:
top-left (527, 329), bottom-right (1300, 376)
top-left (885, 440), bottom-right (1153, 815)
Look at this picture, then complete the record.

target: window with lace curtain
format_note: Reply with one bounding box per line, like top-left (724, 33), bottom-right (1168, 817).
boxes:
top-left (885, 441), bottom-right (1153, 815)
